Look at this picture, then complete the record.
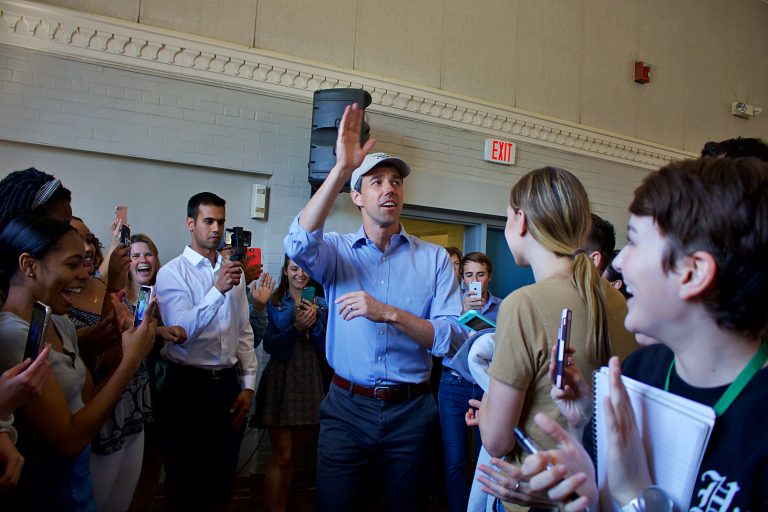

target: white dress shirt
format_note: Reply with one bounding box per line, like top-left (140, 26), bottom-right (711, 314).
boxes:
top-left (156, 245), bottom-right (258, 390)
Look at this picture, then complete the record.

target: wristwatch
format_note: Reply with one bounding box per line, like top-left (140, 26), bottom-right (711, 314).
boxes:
top-left (620, 486), bottom-right (674, 512)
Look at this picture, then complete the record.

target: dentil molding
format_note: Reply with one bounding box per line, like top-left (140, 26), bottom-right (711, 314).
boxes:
top-left (0, 0), bottom-right (696, 170)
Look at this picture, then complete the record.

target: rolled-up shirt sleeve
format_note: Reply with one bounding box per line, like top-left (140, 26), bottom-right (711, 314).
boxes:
top-left (428, 251), bottom-right (463, 357)
top-left (156, 268), bottom-right (225, 342)
top-left (284, 212), bottom-right (336, 284)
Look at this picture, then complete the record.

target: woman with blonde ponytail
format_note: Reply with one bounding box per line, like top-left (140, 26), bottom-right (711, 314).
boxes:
top-left (476, 166), bottom-right (636, 509)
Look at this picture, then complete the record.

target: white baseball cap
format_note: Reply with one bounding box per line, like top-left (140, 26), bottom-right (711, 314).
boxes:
top-left (350, 153), bottom-right (411, 190)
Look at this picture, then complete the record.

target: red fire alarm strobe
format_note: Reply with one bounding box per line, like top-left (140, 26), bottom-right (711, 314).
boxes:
top-left (635, 61), bottom-right (651, 84)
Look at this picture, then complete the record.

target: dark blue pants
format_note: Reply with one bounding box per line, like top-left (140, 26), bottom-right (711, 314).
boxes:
top-left (158, 364), bottom-right (245, 511)
top-left (316, 383), bottom-right (438, 512)
top-left (438, 370), bottom-right (484, 512)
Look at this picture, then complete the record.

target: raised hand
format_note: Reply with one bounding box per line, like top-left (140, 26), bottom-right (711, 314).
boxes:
top-left (463, 290), bottom-right (484, 312)
top-left (334, 103), bottom-right (376, 178)
top-left (242, 257), bottom-right (263, 285)
top-left (120, 299), bottom-right (158, 368)
top-left (250, 272), bottom-right (275, 309)
top-left (548, 344), bottom-right (593, 431)
top-left (295, 300), bottom-right (317, 332)
top-left (108, 294), bottom-right (135, 332)
top-left (106, 245), bottom-right (131, 292)
top-left (214, 261), bottom-right (243, 294)
top-left (0, 345), bottom-right (52, 419)
top-left (604, 356), bottom-right (652, 506)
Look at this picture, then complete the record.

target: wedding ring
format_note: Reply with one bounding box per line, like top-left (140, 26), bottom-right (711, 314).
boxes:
top-left (512, 480), bottom-right (520, 492)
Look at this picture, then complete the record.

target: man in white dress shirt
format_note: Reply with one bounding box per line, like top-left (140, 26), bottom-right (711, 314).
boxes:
top-left (155, 192), bottom-right (257, 511)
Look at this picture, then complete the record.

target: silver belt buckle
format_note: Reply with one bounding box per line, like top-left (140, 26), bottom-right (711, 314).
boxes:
top-left (373, 386), bottom-right (390, 400)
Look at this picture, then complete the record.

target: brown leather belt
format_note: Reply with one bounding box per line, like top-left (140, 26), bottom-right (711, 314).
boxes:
top-left (332, 373), bottom-right (431, 401)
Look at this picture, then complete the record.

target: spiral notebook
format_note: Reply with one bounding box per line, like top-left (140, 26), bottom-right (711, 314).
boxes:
top-left (593, 368), bottom-right (716, 511)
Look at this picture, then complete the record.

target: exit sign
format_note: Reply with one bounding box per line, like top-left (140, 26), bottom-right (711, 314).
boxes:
top-left (484, 138), bottom-right (516, 165)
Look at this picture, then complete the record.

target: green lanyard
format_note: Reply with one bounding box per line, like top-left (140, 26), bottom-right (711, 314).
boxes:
top-left (664, 340), bottom-right (768, 417)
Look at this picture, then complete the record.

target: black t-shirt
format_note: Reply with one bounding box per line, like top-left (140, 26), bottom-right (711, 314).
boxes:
top-left (622, 344), bottom-right (768, 512)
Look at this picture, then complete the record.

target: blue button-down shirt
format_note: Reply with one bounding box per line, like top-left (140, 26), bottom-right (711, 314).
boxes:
top-left (443, 291), bottom-right (503, 371)
top-left (284, 215), bottom-right (462, 386)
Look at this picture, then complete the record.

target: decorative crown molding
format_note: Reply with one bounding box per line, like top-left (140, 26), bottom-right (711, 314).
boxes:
top-left (0, 0), bottom-right (696, 169)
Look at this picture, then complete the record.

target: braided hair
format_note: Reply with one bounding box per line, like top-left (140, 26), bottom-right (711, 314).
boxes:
top-left (0, 167), bottom-right (72, 232)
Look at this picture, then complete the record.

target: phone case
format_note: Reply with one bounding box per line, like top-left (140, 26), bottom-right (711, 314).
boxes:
top-left (246, 248), bottom-right (262, 267)
top-left (301, 286), bottom-right (315, 303)
top-left (25, 302), bottom-right (51, 360)
top-left (554, 309), bottom-right (572, 389)
top-left (458, 310), bottom-right (496, 331)
top-left (134, 286), bottom-right (153, 326)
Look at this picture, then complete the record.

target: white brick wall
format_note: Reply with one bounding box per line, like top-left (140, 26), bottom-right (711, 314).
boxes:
top-left (0, 44), bottom-right (648, 253)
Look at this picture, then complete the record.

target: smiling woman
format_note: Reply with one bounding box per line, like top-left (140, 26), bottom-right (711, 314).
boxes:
top-left (0, 215), bottom-right (156, 511)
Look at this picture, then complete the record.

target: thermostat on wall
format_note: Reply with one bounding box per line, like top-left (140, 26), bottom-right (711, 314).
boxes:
top-left (251, 184), bottom-right (268, 220)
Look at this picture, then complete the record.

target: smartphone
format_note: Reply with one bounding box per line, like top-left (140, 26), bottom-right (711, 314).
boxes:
top-left (24, 301), bottom-right (52, 360)
top-left (469, 281), bottom-right (482, 297)
top-left (115, 205), bottom-right (127, 227)
top-left (458, 310), bottom-right (496, 332)
top-left (134, 285), bottom-right (153, 327)
top-left (120, 224), bottom-right (131, 248)
top-left (554, 308), bottom-right (573, 389)
top-left (301, 286), bottom-right (315, 304)
top-left (246, 247), bottom-right (262, 269)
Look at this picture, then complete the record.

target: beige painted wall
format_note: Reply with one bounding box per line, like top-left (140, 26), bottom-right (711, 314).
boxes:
top-left (28, 0), bottom-right (768, 151)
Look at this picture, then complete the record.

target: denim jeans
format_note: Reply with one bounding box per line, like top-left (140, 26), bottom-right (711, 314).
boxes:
top-left (438, 370), bottom-right (484, 512)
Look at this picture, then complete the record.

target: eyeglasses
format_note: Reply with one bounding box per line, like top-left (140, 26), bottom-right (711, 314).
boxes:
top-left (83, 234), bottom-right (103, 249)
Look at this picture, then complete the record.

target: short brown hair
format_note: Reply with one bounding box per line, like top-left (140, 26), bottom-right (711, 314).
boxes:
top-left (461, 252), bottom-right (493, 277)
top-left (446, 247), bottom-right (462, 261)
top-left (629, 157), bottom-right (768, 337)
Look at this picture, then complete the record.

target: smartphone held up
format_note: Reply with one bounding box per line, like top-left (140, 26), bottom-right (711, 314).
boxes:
top-left (134, 285), bottom-right (154, 327)
top-left (115, 205), bottom-right (131, 247)
top-left (25, 301), bottom-right (52, 360)
top-left (554, 308), bottom-right (572, 390)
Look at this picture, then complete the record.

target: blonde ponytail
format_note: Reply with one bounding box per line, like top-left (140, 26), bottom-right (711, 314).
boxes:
top-left (510, 167), bottom-right (611, 364)
top-left (571, 252), bottom-right (610, 364)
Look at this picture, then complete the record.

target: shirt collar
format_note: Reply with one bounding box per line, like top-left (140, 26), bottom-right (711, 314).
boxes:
top-left (352, 224), bottom-right (412, 249)
top-left (182, 245), bottom-right (221, 269)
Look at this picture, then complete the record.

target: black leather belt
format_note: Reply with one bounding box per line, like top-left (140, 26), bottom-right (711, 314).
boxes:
top-left (166, 361), bottom-right (236, 381)
top-left (332, 373), bottom-right (431, 401)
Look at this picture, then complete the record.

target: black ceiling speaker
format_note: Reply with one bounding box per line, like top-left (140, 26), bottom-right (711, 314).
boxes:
top-left (308, 88), bottom-right (372, 193)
